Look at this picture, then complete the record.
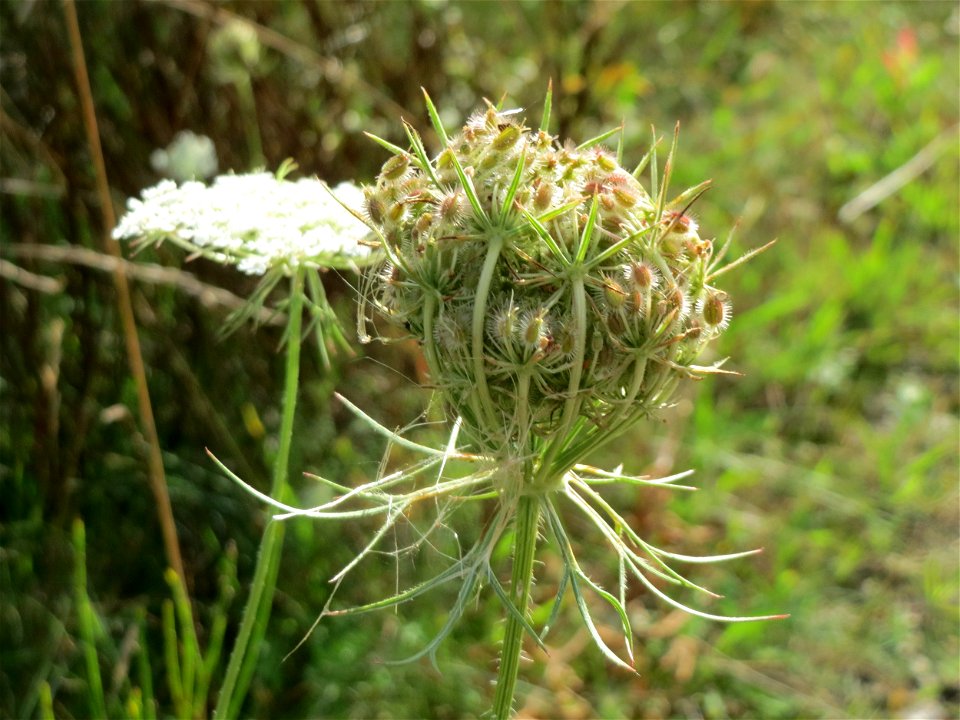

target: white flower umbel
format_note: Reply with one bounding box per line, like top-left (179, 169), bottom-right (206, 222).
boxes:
top-left (115, 167), bottom-right (379, 719)
top-left (116, 164), bottom-right (377, 364)
top-left (113, 168), bottom-right (372, 275)
top-left (150, 130), bottom-right (219, 182)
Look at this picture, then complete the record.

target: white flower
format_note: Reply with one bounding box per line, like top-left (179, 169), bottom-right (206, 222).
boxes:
top-left (150, 130), bottom-right (219, 181)
top-left (113, 172), bottom-right (372, 275)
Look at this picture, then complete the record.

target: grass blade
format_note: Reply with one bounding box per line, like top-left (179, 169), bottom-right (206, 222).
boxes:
top-left (576, 124), bottom-right (623, 152)
top-left (539, 79), bottom-right (553, 133)
top-left (421, 88), bottom-right (450, 145)
top-left (499, 147), bottom-right (528, 222)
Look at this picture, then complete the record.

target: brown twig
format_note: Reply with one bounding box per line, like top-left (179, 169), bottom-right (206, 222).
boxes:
top-left (0, 258), bottom-right (64, 294)
top-left (63, 0), bottom-right (187, 586)
top-left (0, 102), bottom-right (70, 191)
top-left (838, 123), bottom-right (959, 223)
top-left (5, 243), bottom-right (283, 326)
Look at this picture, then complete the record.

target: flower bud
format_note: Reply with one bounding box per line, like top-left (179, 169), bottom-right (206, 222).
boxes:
top-left (361, 96), bottom-right (741, 455)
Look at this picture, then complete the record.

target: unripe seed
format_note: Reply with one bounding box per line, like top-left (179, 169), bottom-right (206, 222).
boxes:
top-left (557, 327), bottom-right (576, 355)
top-left (661, 211), bottom-right (699, 256)
top-left (664, 210), bottom-right (697, 233)
top-left (699, 291), bottom-right (731, 330)
top-left (435, 314), bottom-right (468, 352)
top-left (489, 303), bottom-right (520, 343)
top-left (381, 154), bottom-right (410, 180)
top-left (533, 181), bottom-right (553, 211)
top-left (624, 261), bottom-right (658, 291)
top-left (591, 328), bottom-right (605, 354)
top-left (606, 311), bottom-right (626, 335)
top-left (414, 212), bottom-right (434, 237)
top-left (612, 185), bottom-right (639, 208)
top-left (439, 191), bottom-right (466, 223)
top-left (596, 345), bottom-right (615, 372)
top-left (663, 283), bottom-right (690, 320)
top-left (583, 177), bottom-right (606, 196)
top-left (437, 148), bottom-right (456, 170)
top-left (492, 125), bottom-right (521, 151)
top-left (602, 277), bottom-right (628, 311)
top-left (364, 190), bottom-right (386, 225)
top-left (387, 202), bottom-right (406, 224)
top-left (660, 231), bottom-right (685, 257)
top-left (480, 152), bottom-right (502, 171)
top-left (521, 309), bottom-right (550, 351)
top-left (595, 152), bottom-right (617, 172)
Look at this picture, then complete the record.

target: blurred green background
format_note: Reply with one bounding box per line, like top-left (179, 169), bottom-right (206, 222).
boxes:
top-left (2, 1), bottom-right (958, 718)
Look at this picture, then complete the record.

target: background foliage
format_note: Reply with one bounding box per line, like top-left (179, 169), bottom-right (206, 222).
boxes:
top-left (2, 1), bottom-right (957, 718)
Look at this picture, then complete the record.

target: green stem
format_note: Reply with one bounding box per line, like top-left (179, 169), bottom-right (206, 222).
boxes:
top-left (536, 271), bottom-right (587, 486)
top-left (214, 269), bottom-right (305, 719)
top-left (471, 234), bottom-right (504, 428)
top-left (72, 519), bottom-right (106, 720)
top-left (422, 293), bottom-right (442, 380)
top-left (235, 74), bottom-right (264, 168)
top-left (492, 493), bottom-right (541, 720)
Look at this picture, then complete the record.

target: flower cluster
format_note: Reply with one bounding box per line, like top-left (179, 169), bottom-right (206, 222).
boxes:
top-left (150, 130), bottom-right (219, 182)
top-left (113, 171), bottom-right (371, 275)
top-left (361, 102), bottom-right (733, 462)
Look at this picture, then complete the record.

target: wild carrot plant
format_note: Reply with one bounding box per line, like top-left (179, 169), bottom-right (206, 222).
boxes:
top-left (114, 165), bottom-right (372, 717)
top-left (116, 90), bottom-right (780, 718)
top-left (220, 90), bottom-right (781, 718)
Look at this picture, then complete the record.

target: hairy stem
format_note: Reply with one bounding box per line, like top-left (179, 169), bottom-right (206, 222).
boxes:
top-left (472, 234), bottom-right (504, 429)
top-left (215, 268), bottom-right (304, 718)
top-left (536, 271), bottom-right (586, 485)
top-left (422, 292), bottom-right (442, 380)
top-left (492, 493), bottom-right (541, 720)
